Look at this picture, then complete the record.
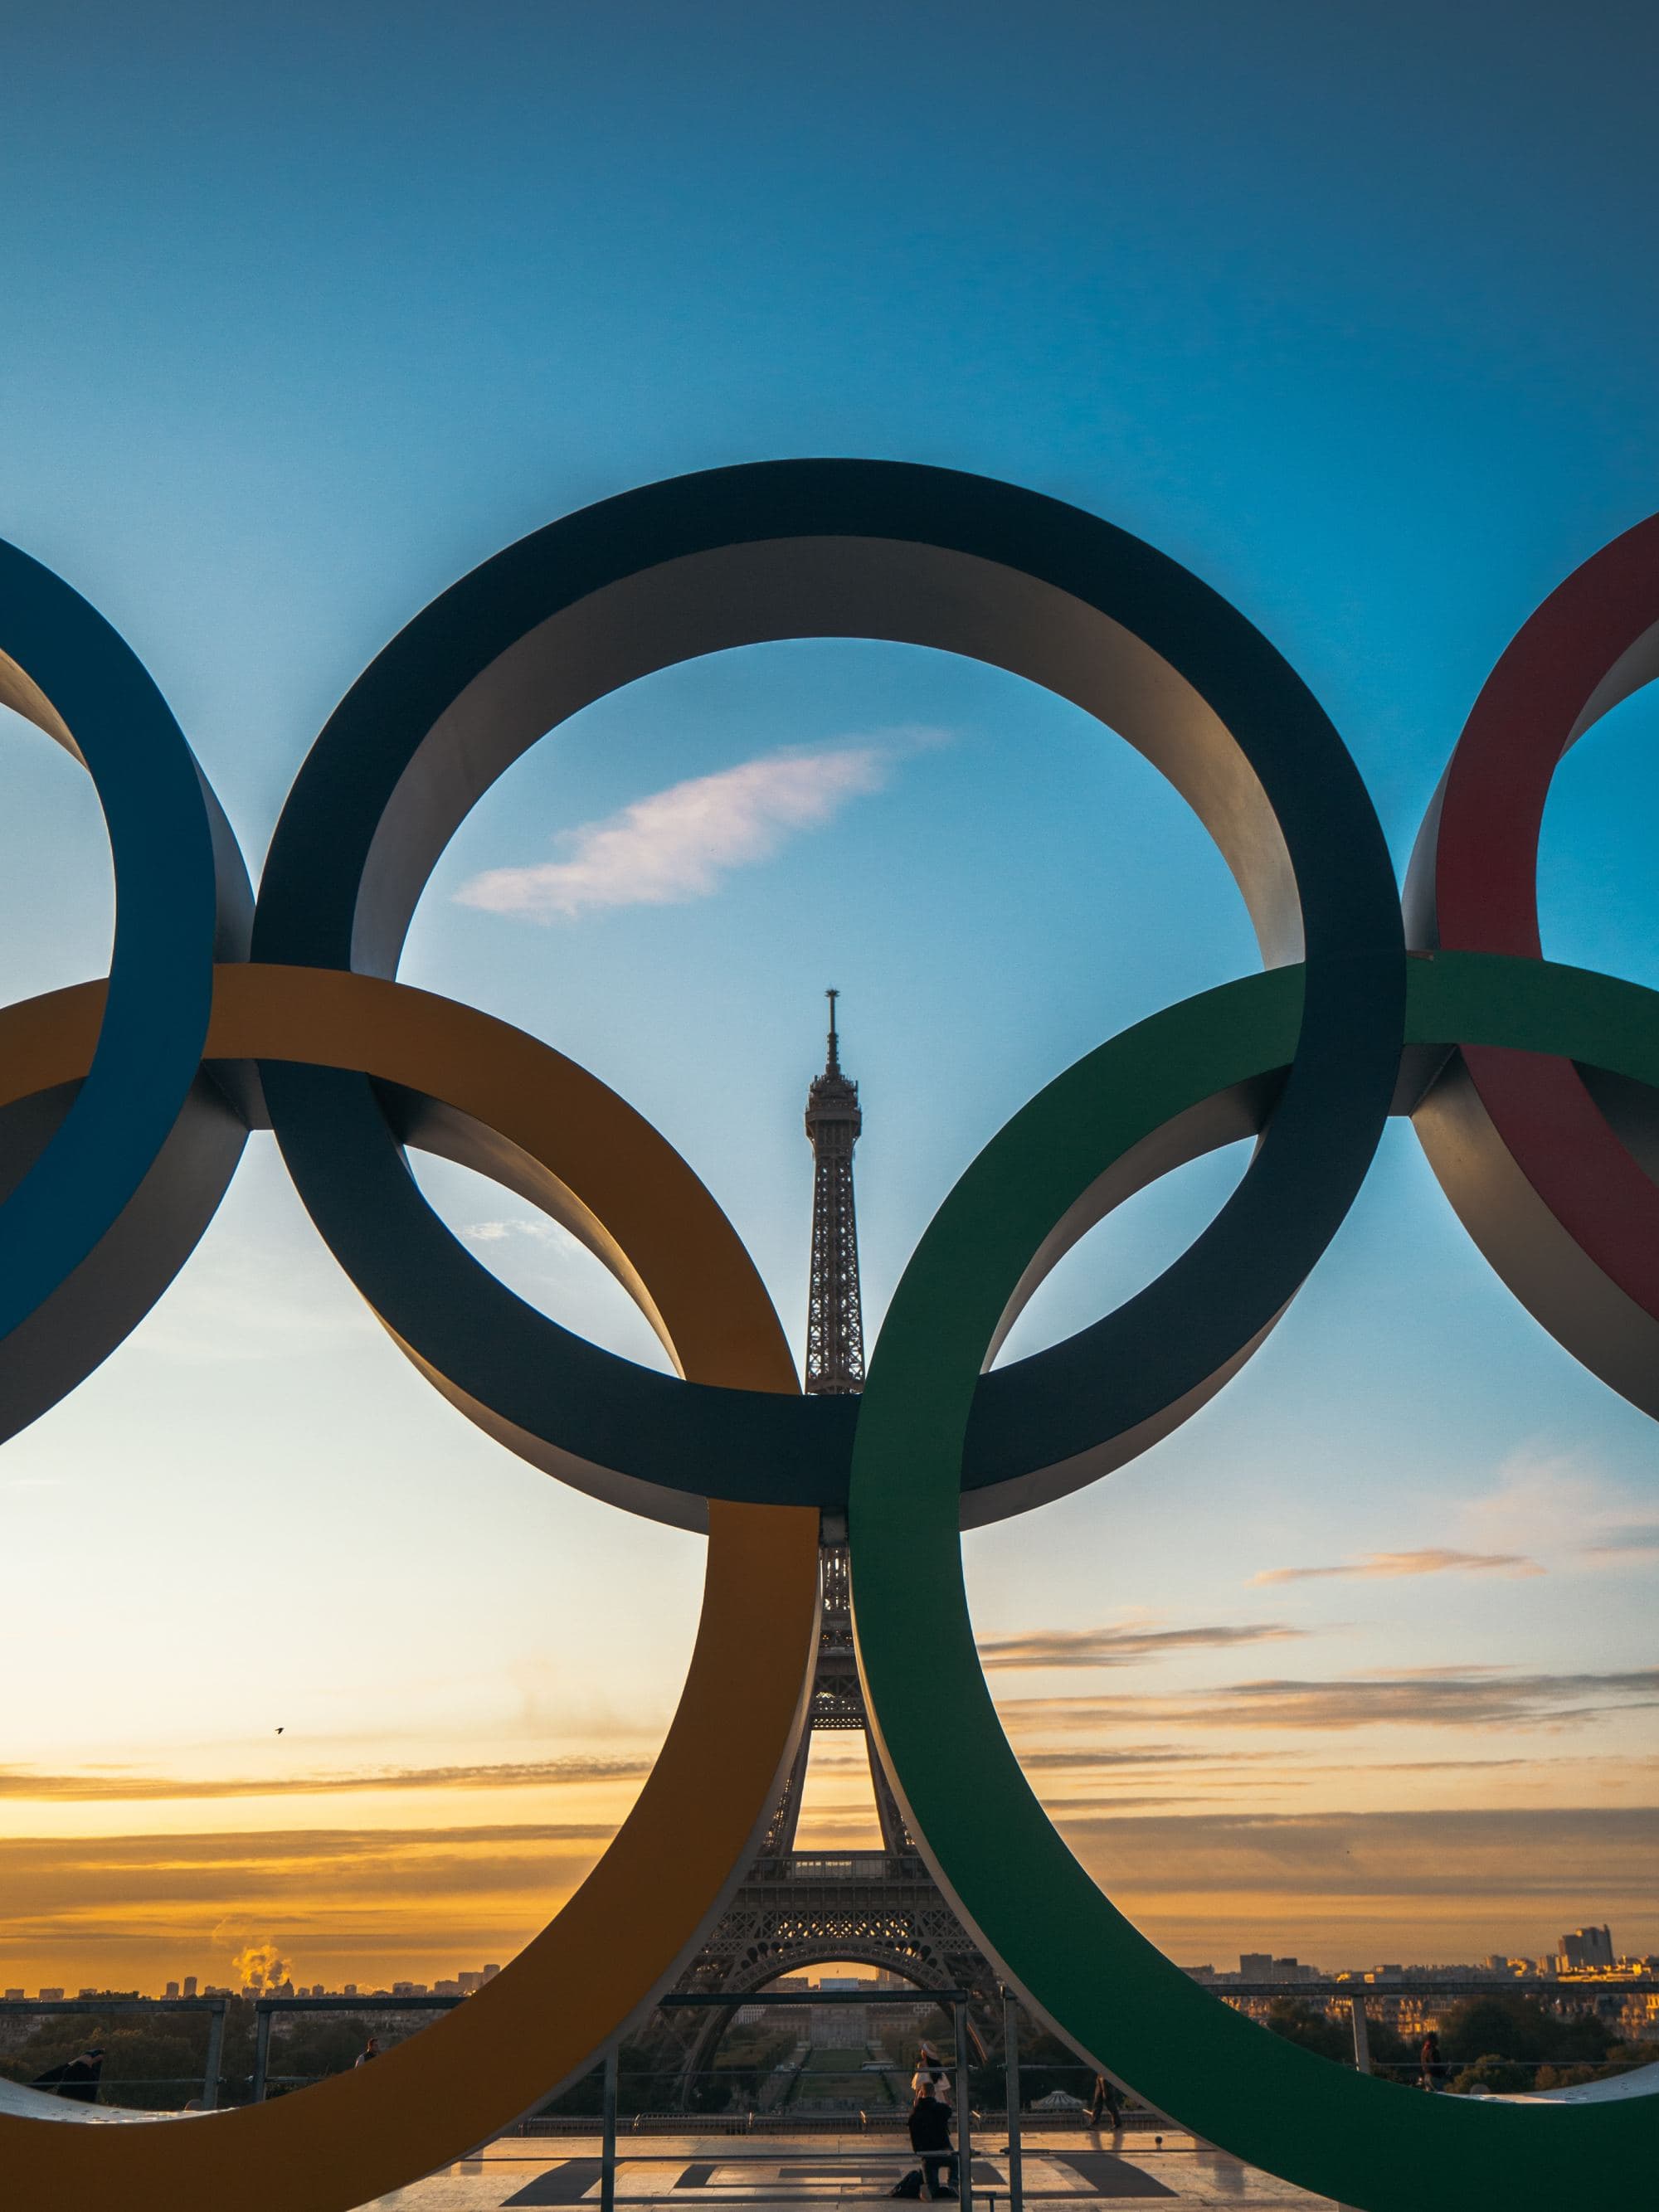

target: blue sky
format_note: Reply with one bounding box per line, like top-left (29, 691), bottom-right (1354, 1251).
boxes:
top-left (1, 2), bottom-right (1656, 1989)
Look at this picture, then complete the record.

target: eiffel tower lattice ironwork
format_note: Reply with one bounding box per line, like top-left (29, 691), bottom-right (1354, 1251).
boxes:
top-left (664, 994), bottom-right (1002, 2081)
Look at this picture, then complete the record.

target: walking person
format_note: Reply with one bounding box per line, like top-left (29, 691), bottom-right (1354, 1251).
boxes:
top-left (1088, 2072), bottom-right (1124, 2129)
top-left (1418, 2030), bottom-right (1445, 2092)
top-left (909, 2077), bottom-right (959, 2200)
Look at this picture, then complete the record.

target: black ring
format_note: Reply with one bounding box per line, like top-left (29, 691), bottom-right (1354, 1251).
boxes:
top-left (251, 459), bottom-right (1403, 1529)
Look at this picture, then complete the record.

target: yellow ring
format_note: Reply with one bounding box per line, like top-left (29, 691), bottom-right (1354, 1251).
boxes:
top-left (0, 964), bottom-right (820, 2211)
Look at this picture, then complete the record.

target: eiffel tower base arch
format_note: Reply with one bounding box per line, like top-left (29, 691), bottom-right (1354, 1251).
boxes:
top-left (655, 1544), bottom-right (1007, 2103)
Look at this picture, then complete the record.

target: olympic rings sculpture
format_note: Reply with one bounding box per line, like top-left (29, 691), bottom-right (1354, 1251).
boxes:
top-left (0, 463), bottom-right (1655, 2212)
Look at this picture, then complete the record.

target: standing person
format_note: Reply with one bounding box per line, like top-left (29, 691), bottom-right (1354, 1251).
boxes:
top-left (355, 2033), bottom-right (381, 2068)
top-left (912, 2039), bottom-right (948, 2097)
top-left (909, 2078), bottom-right (959, 2200)
top-left (1418, 2030), bottom-right (1444, 2092)
top-left (1088, 2072), bottom-right (1124, 2129)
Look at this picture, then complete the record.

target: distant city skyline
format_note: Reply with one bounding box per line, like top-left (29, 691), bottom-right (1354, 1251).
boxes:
top-left (8, 1929), bottom-right (1652, 2010)
top-left (2, 3), bottom-right (1656, 1991)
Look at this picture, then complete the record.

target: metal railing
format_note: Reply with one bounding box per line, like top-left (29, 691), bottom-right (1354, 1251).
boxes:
top-left (1204, 1976), bottom-right (1657, 2077)
top-left (659, 1987), bottom-right (986, 2212)
top-left (0, 1996), bottom-right (228, 2110)
top-left (250, 1992), bottom-right (460, 2103)
top-left (17, 1973), bottom-right (1641, 2132)
top-left (1213, 1976), bottom-right (1655, 1998)
top-left (729, 1851), bottom-right (938, 1884)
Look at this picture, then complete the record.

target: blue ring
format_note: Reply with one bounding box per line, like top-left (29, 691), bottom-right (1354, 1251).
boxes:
top-left (0, 541), bottom-right (250, 1412)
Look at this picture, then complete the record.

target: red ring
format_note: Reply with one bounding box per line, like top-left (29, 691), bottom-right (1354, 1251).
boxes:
top-left (1408, 511), bottom-right (1659, 1407)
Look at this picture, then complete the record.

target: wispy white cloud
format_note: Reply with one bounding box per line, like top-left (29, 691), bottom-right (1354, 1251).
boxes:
top-left (1253, 1548), bottom-right (1542, 1586)
top-left (455, 1213), bottom-right (669, 1371)
top-left (454, 728), bottom-right (947, 921)
top-left (463, 1217), bottom-right (568, 1247)
top-left (1251, 1451), bottom-right (1659, 1586)
top-left (1459, 1447), bottom-right (1659, 1573)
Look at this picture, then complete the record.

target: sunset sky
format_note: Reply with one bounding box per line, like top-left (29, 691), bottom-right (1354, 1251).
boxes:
top-left (1, 2), bottom-right (1657, 1994)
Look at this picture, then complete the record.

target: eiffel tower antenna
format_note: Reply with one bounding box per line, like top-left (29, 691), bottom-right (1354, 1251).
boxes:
top-left (662, 997), bottom-right (1001, 2079)
top-left (805, 988), bottom-right (864, 1394)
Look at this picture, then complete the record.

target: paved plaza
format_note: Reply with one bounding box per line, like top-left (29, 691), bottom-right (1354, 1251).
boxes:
top-left (360, 2131), bottom-right (1339, 2211)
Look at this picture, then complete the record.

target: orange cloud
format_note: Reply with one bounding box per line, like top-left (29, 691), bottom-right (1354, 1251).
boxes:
top-left (1253, 1548), bottom-right (1541, 1584)
top-left (0, 1756), bottom-right (651, 1804)
top-left (979, 1622), bottom-right (1304, 1669)
top-left (2, 1806), bottom-right (1653, 1992)
top-left (1000, 1664), bottom-right (1659, 1732)
top-left (0, 1822), bottom-right (613, 1993)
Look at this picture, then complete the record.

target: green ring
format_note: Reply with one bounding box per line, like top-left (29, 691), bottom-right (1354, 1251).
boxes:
top-left (849, 950), bottom-right (1659, 2212)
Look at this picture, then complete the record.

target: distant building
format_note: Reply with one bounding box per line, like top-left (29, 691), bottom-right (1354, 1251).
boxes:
top-left (433, 1980), bottom-right (462, 1997)
top-left (164, 1981), bottom-right (180, 2000)
top-left (343, 1984), bottom-right (358, 1998)
top-left (1560, 1926), bottom-right (1614, 1970)
top-left (182, 1976), bottom-right (197, 1999)
top-left (458, 1971), bottom-right (484, 1993)
top-left (482, 1965), bottom-right (501, 1982)
top-left (38, 1989), bottom-right (64, 2002)
top-left (3, 1989), bottom-right (22, 2001)
top-left (1239, 1954), bottom-right (1272, 1979)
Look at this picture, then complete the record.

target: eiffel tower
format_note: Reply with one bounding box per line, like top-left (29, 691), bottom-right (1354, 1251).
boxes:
top-left (664, 992), bottom-right (1002, 2085)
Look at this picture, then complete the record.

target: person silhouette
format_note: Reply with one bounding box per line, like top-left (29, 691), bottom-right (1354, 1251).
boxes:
top-left (908, 2077), bottom-right (958, 2200)
top-left (32, 2047), bottom-right (105, 2103)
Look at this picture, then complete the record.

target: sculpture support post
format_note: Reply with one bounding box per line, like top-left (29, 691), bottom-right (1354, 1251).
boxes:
top-left (201, 2001), bottom-right (226, 2111)
top-left (600, 2045), bottom-right (618, 2212)
top-left (1002, 1990), bottom-right (1024, 2212)
top-left (955, 1999), bottom-right (973, 2212)
top-left (1350, 1996), bottom-right (1372, 2076)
